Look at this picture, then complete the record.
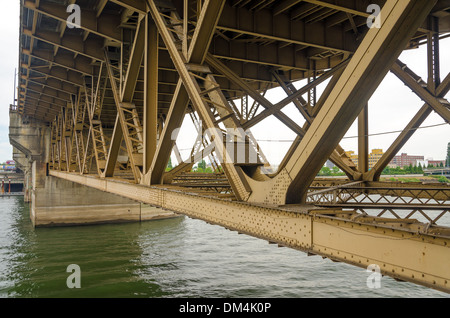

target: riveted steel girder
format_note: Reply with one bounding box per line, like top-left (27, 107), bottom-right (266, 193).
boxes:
top-left (145, 0), bottom-right (228, 186)
top-left (50, 170), bottom-right (450, 294)
top-left (243, 0), bottom-right (438, 205)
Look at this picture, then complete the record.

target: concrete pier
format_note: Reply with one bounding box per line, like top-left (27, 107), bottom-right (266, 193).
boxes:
top-left (31, 176), bottom-right (178, 227)
top-left (10, 110), bottom-right (178, 227)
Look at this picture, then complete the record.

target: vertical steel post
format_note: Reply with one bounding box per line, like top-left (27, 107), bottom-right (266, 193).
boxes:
top-left (358, 103), bottom-right (369, 173)
top-left (143, 14), bottom-right (159, 175)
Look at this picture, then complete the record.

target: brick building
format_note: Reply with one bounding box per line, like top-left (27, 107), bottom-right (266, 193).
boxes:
top-left (390, 153), bottom-right (424, 168)
top-left (427, 160), bottom-right (446, 167)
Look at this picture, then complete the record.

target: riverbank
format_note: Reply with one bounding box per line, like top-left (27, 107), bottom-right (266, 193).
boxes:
top-left (380, 175), bottom-right (449, 183)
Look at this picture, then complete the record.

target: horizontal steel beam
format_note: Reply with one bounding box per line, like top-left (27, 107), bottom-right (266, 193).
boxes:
top-left (109, 0), bottom-right (357, 53)
top-left (24, 64), bottom-right (84, 87)
top-left (49, 170), bottom-right (450, 294)
top-left (23, 48), bottom-right (95, 77)
top-left (23, 28), bottom-right (104, 61)
top-left (22, 75), bottom-right (79, 95)
top-left (23, 0), bottom-right (122, 42)
top-left (317, 203), bottom-right (450, 210)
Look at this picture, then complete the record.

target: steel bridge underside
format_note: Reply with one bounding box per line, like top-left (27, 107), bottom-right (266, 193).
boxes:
top-left (15, 0), bottom-right (450, 293)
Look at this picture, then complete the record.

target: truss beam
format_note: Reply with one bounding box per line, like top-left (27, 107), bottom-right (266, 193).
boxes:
top-left (146, 0), bottom-right (228, 186)
top-left (244, 0), bottom-right (438, 205)
top-left (50, 170), bottom-right (450, 294)
top-left (365, 72), bottom-right (450, 181)
top-left (23, 0), bottom-right (122, 42)
top-left (391, 60), bottom-right (450, 123)
top-left (147, 0), bottom-right (255, 200)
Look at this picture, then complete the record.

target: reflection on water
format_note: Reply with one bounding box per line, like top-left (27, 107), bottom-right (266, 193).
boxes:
top-left (0, 196), bottom-right (448, 298)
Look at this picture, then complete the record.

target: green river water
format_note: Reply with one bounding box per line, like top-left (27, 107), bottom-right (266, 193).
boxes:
top-left (0, 196), bottom-right (448, 298)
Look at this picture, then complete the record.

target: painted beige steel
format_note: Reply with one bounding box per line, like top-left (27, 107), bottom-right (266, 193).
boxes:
top-left (31, 175), bottom-right (179, 227)
top-left (144, 0), bottom-right (226, 186)
top-left (143, 15), bottom-right (159, 174)
top-left (245, 0), bottom-right (437, 205)
top-left (50, 170), bottom-right (450, 293)
top-left (312, 218), bottom-right (449, 292)
top-left (14, 0), bottom-right (450, 295)
top-left (147, 0), bottom-right (252, 200)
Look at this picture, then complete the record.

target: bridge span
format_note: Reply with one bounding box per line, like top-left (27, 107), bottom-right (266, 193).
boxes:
top-left (424, 168), bottom-right (450, 178)
top-left (10, 0), bottom-right (450, 294)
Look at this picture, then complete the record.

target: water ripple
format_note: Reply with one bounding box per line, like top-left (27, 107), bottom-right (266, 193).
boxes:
top-left (0, 197), bottom-right (447, 298)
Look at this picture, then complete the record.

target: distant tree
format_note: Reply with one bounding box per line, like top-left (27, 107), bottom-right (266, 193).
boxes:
top-left (198, 160), bottom-right (206, 170)
top-left (381, 165), bottom-right (421, 175)
top-left (167, 157), bottom-right (173, 169)
top-left (317, 166), bottom-right (345, 176)
top-left (437, 176), bottom-right (449, 183)
top-left (418, 163), bottom-right (423, 174)
top-left (318, 167), bottom-right (331, 176)
top-left (439, 162), bottom-right (444, 167)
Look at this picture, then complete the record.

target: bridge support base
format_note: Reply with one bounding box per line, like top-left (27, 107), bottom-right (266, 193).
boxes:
top-left (31, 168), bottom-right (178, 227)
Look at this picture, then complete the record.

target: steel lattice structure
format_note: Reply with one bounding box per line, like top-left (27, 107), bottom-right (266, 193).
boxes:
top-left (13, 0), bottom-right (450, 293)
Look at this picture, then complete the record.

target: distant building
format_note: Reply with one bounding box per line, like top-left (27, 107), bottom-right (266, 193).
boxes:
top-left (369, 149), bottom-right (384, 169)
top-left (389, 153), bottom-right (424, 168)
top-left (341, 150), bottom-right (443, 169)
top-left (345, 149), bottom-right (384, 170)
top-left (345, 151), bottom-right (358, 167)
top-left (427, 159), bottom-right (446, 167)
top-left (325, 160), bottom-right (335, 169)
top-left (417, 158), bottom-right (446, 168)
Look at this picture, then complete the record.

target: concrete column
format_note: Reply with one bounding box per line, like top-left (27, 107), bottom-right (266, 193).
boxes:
top-left (10, 111), bottom-right (178, 227)
top-left (31, 175), bottom-right (140, 227)
top-left (24, 167), bottom-right (32, 202)
top-left (30, 173), bottom-right (178, 227)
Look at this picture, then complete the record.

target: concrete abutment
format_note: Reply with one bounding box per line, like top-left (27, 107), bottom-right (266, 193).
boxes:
top-left (31, 175), bottom-right (178, 227)
top-left (10, 111), bottom-right (178, 227)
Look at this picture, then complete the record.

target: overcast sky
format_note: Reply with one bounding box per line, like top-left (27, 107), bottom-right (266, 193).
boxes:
top-left (0, 1), bottom-right (448, 167)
